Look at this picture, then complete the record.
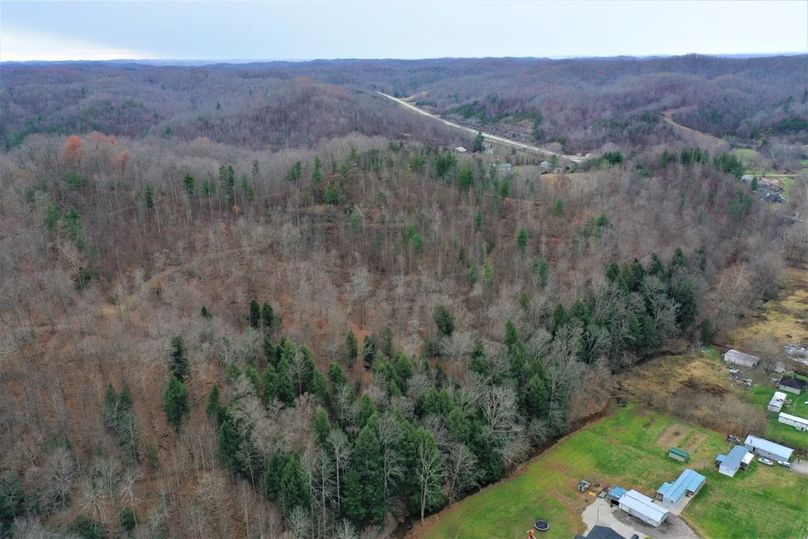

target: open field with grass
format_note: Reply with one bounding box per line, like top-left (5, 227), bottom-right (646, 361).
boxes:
top-left (415, 405), bottom-right (808, 539)
top-left (729, 267), bottom-right (808, 347)
top-left (621, 346), bottom-right (808, 455)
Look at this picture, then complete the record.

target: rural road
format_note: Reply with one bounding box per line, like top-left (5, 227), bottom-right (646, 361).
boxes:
top-left (378, 91), bottom-right (584, 163)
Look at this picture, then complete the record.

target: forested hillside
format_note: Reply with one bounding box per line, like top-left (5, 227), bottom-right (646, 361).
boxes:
top-left (0, 56), bottom-right (806, 538)
top-left (3, 56), bottom-right (806, 159)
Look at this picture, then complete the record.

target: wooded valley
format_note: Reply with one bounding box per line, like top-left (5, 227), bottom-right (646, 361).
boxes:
top-left (0, 56), bottom-right (806, 538)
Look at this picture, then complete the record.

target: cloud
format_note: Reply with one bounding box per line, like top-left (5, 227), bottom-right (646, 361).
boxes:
top-left (1, 28), bottom-right (153, 61)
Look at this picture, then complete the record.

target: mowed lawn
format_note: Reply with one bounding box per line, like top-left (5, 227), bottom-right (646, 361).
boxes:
top-left (419, 405), bottom-right (808, 539)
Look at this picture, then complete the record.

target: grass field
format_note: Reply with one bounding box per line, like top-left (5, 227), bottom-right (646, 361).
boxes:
top-left (417, 406), bottom-right (808, 539)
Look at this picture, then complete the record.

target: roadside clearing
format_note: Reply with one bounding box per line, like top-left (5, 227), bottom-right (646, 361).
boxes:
top-left (377, 92), bottom-right (584, 163)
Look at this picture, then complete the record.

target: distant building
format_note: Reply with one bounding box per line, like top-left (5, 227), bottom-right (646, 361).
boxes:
top-left (778, 412), bottom-right (808, 432)
top-left (618, 490), bottom-right (669, 527)
top-left (744, 435), bottom-right (794, 462)
top-left (768, 391), bottom-right (788, 413)
top-left (716, 445), bottom-right (750, 477)
top-left (491, 162), bottom-right (512, 173)
top-left (778, 376), bottom-right (807, 395)
top-left (667, 447), bottom-right (689, 463)
top-left (655, 469), bottom-right (705, 505)
top-left (724, 349), bottom-right (759, 368)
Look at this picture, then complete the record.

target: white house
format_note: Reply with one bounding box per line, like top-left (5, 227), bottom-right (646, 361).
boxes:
top-left (716, 445), bottom-right (750, 478)
top-left (778, 412), bottom-right (808, 432)
top-left (724, 349), bottom-right (759, 368)
top-left (618, 490), bottom-right (669, 527)
top-left (768, 391), bottom-right (788, 413)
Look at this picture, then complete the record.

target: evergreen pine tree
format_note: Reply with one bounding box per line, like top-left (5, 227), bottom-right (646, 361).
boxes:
top-left (313, 406), bottom-right (331, 447)
top-left (162, 376), bottom-right (189, 431)
top-left (249, 299), bottom-right (261, 329)
top-left (342, 422), bottom-right (385, 526)
top-left (169, 336), bottom-right (189, 381)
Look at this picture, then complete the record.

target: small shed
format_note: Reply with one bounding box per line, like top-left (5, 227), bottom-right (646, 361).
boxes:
top-left (778, 412), bottom-right (808, 432)
top-left (606, 486), bottom-right (626, 504)
top-left (744, 435), bottom-right (794, 462)
top-left (724, 349), bottom-right (759, 367)
top-left (655, 469), bottom-right (705, 504)
top-left (668, 447), bottom-right (689, 462)
top-left (778, 376), bottom-right (807, 395)
top-left (618, 490), bottom-right (669, 527)
top-left (742, 451), bottom-right (754, 469)
top-left (768, 391), bottom-right (788, 413)
top-left (716, 445), bottom-right (749, 477)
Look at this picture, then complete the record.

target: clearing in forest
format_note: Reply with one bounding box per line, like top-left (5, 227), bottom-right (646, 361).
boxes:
top-left (414, 405), bottom-right (808, 539)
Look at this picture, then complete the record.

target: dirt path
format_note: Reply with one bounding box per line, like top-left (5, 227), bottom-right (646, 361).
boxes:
top-left (661, 108), bottom-right (729, 154)
top-left (378, 92), bottom-right (584, 163)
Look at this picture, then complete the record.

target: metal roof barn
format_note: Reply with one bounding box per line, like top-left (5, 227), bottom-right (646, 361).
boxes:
top-left (656, 469), bottom-right (706, 504)
top-left (744, 435), bottom-right (794, 462)
top-left (618, 490), bottom-right (669, 527)
top-left (716, 445), bottom-right (749, 477)
top-left (724, 349), bottom-right (759, 367)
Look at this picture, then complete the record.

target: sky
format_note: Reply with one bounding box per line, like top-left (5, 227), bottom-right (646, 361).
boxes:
top-left (1, 0), bottom-right (807, 62)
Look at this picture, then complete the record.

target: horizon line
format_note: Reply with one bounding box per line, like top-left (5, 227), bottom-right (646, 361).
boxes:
top-left (2, 51), bottom-right (806, 66)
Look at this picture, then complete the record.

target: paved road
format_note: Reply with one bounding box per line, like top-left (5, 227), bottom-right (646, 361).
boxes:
top-left (378, 92), bottom-right (585, 163)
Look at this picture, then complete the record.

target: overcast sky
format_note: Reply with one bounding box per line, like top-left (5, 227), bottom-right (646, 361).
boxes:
top-left (2, 1), bottom-right (807, 62)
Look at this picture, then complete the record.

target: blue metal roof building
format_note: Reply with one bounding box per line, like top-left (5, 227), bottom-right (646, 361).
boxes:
top-left (607, 486), bottom-right (626, 503)
top-left (656, 469), bottom-right (706, 504)
top-left (716, 445), bottom-right (749, 477)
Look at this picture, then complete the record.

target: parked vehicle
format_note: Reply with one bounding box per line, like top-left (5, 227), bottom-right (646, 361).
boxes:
top-left (758, 458), bottom-right (774, 466)
top-left (777, 460), bottom-right (792, 468)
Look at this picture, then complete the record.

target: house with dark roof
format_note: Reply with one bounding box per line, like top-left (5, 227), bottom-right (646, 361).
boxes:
top-left (778, 376), bottom-right (807, 395)
top-left (575, 525), bottom-right (625, 539)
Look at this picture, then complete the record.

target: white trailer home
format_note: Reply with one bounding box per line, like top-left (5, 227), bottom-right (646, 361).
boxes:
top-left (768, 391), bottom-right (788, 413)
top-left (724, 349), bottom-right (759, 367)
top-left (778, 412), bottom-right (808, 432)
top-left (618, 489), bottom-right (669, 527)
